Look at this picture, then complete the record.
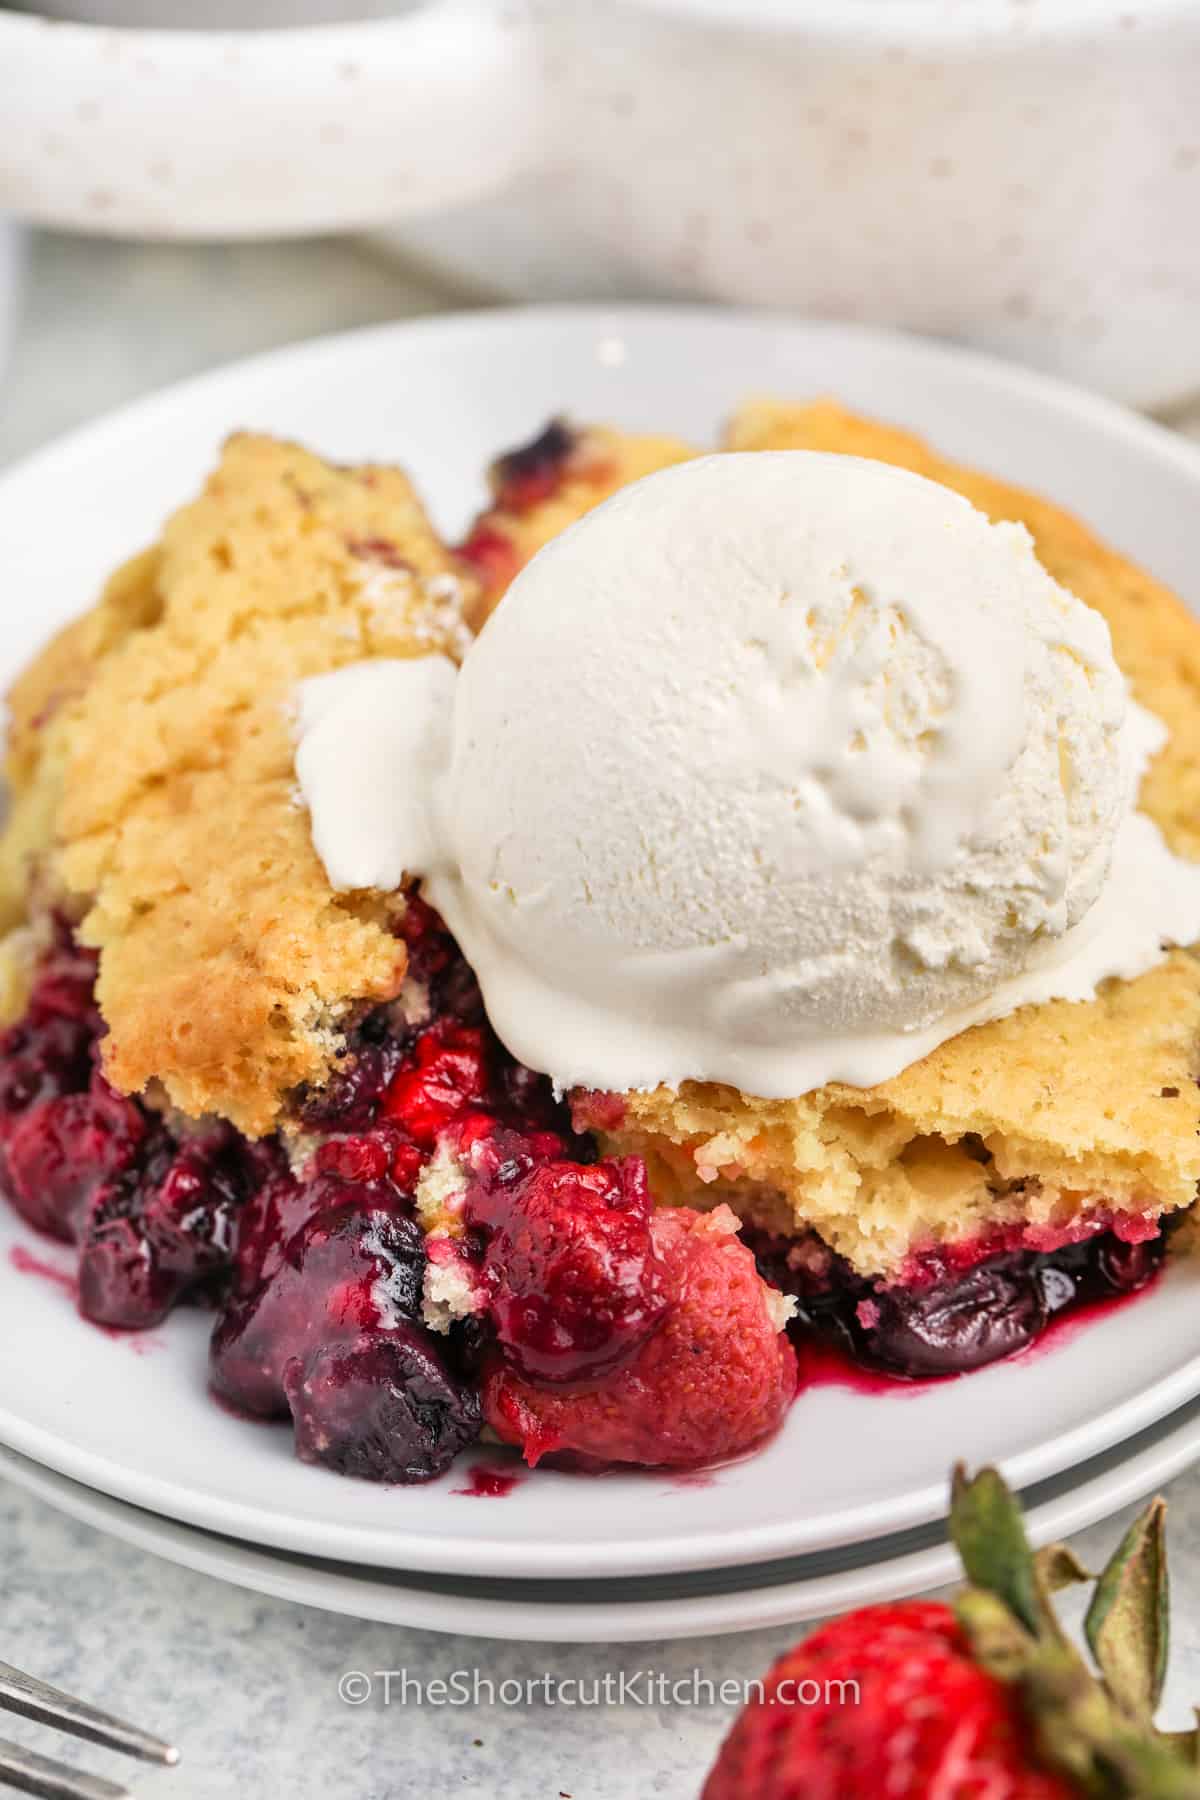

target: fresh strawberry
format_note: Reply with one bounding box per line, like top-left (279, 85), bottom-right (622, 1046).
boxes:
top-left (703, 1468), bottom-right (1200, 1799)
top-left (703, 1600), bottom-right (1074, 1798)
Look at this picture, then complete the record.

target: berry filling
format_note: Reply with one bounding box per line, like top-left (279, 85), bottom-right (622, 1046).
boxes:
top-left (80, 1126), bottom-right (257, 1330)
top-left (489, 419), bottom-right (578, 514)
top-left (0, 904), bottom-right (1172, 1483)
top-left (458, 420), bottom-right (603, 597)
top-left (458, 523), bottom-right (520, 594)
top-left (211, 1190), bottom-right (479, 1482)
top-left (461, 1140), bottom-right (671, 1386)
top-left (285, 1328), bottom-right (478, 1485)
top-left (748, 1224), bottom-right (1166, 1379)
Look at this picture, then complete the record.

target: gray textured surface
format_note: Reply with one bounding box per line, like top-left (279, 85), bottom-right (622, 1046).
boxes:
top-left (2, 232), bottom-right (1200, 1800)
top-left (4, 1474), bottom-right (1200, 1800)
top-left (0, 231), bottom-right (486, 467)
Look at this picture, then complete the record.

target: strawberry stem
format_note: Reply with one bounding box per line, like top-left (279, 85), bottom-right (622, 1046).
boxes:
top-left (951, 1468), bottom-right (1200, 1798)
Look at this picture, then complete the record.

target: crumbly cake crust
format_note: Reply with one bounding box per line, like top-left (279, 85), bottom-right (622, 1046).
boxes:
top-left (578, 953), bottom-right (1200, 1280)
top-left (2, 434), bottom-right (477, 1135)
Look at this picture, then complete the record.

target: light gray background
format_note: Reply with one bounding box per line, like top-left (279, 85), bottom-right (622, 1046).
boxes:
top-left (2, 232), bottom-right (1200, 1800)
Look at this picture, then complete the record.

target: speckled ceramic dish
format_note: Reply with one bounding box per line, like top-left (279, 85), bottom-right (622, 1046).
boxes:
top-left (4, 2), bottom-right (1199, 400)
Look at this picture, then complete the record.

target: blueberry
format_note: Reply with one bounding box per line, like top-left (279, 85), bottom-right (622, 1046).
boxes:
top-left (1096, 1236), bottom-right (1163, 1293)
top-left (285, 1327), bottom-right (480, 1482)
top-left (296, 1040), bottom-right (396, 1132)
top-left (860, 1261), bottom-right (1046, 1377)
top-left (78, 1129), bottom-right (251, 1329)
top-left (211, 1199), bottom-right (425, 1418)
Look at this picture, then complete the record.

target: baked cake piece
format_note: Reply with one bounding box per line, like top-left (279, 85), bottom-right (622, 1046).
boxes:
top-left (0, 433), bottom-right (478, 1136)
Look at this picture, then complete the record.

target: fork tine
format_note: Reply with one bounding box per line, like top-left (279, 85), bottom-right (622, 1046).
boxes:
top-left (0, 1668), bottom-right (175, 1770)
top-left (0, 1737), bottom-right (130, 1800)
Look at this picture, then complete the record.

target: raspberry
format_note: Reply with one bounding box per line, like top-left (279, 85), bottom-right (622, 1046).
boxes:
top-left (467, 1154), bottom-right (669, 1385)
top-left (315, 1132), bottom-right (395, 1184)
top-left (389, 1139), bottom-right (426, 1191)
top-left (381, 1022), bottom-right (490, 1148)
top-left (313, 1124), bottom-right (432, 1196)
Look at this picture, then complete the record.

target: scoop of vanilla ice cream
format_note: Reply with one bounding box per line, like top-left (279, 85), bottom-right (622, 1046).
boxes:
top-left (301, 451), bottom-right (1200, 1099)
top-left (421, 452), bottom-right (1126, 1087)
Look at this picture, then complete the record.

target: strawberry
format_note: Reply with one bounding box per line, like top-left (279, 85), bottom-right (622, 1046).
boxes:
top-left (703, 1600), bottom-right (1074, 1799)
top-left (703, 1468), bottom-right (1200, 1799)
top-left (483, 1205), bottom-right (796, 1467)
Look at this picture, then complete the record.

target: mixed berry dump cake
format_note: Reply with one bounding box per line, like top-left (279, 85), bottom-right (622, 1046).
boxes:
top-left (2, 403), bottom-right (1199, 1488)
top-left (0, 903), bottom-right (793, 1480)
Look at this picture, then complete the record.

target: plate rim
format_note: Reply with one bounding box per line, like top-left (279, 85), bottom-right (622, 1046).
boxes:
top-left (3, 1393), bottom-right (1200, 1643)
top-left (5, 303), bottom-right (1200, 517)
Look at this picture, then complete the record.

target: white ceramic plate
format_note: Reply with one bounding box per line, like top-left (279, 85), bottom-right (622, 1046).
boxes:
top-left (3, 309), bottom-right (1200, 1582)
top-left (3, 1395), bottom-right (1200, 1644)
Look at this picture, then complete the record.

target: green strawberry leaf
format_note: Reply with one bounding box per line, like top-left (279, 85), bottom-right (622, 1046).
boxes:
top-left (1022, 1650), bottom-right (1200, 1798)
top-left (950, 1463), bottom-right (1043, 1638)
top-left (1085, 1498), bottom-right (1169, 1723)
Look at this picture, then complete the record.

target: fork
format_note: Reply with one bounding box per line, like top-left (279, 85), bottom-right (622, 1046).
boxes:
top-left (0, 1661), bottom-right (178, 1800)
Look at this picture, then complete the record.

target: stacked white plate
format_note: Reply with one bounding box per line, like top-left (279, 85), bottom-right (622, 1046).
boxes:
top-left (2, 309), bottom-right (1200, 1641)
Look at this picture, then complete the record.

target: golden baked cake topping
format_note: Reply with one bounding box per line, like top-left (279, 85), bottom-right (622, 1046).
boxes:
top-left (2, 433), bottom-right (478, 1134)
